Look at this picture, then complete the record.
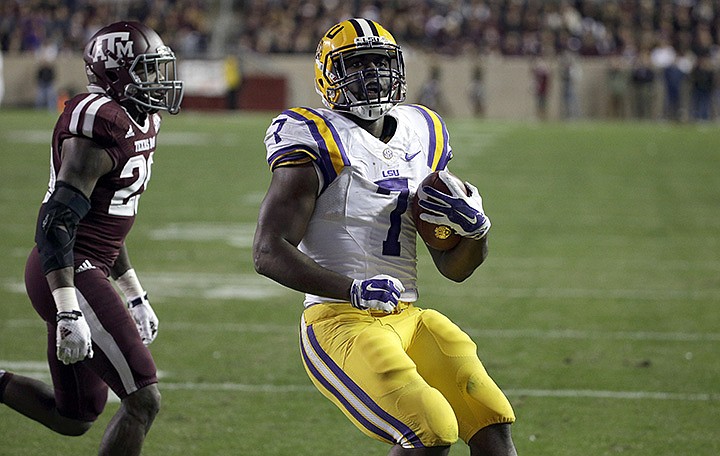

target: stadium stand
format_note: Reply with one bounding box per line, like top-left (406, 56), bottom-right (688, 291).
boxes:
top-left (0, 0), bottom-right (211, 56)
top-left (3, 0), bottom-right (719, 58)
top-left (1, 1), bottom-right (719, 121)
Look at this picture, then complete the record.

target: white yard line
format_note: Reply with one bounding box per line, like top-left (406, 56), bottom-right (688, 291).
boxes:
top-left (505, 389), bottom-right (720, 402)
top-left (160, 383), bottom-right (720, 401)
top-left (4, 363), bottom-right (715, 402)
top-left (427, 285), bottom-right (720, 301)
top-left (5, 319), bottom-right (720, 342)
top-left (5, 275), bottom-right (718, 302)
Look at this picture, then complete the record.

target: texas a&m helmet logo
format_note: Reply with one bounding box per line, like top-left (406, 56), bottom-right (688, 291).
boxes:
top-left (90, 32), bottom-right (134, 68)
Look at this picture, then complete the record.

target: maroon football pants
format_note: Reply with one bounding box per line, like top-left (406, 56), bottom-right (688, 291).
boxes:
top-left (24, 247), bottom-right (158, 421)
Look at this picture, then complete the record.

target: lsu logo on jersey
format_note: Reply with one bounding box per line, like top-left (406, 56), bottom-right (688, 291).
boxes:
top-left (91, 32), bottom-right (134, 68)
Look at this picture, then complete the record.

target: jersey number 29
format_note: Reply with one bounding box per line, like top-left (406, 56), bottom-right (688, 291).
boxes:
top-left (109, 153), bottom-right (154, 216)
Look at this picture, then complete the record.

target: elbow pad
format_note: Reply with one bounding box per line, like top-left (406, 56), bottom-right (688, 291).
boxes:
top-left (35, 182), bottom-right (91, 274)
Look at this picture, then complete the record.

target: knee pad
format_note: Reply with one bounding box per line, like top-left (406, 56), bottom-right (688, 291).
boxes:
top-left (397, 383), bottom-right (459, 447)
top-left (467, 370), bottom-right (513, 415)
top-left (457, 364), bottom-right (516, 431)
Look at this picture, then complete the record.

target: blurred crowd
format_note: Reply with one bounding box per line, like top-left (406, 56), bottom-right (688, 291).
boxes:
top-left (236, 0), bottom-right (720, 59)
top-left (2, 0), bottom-right (720, 121)
top-left (3, 0), bottom-right (720, 58)
top-left (240, 0), bottom-right (720, 122)
top-left (0, 0), bottom-right (211, 57)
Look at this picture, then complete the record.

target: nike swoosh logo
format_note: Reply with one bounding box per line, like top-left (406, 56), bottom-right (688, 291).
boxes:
top-left (459, 212), bottom-right (487, 230)
top-left (365, 285), bottom-right (389, 293)
top-left (460, 212), bottom-right (478, 225)
top-left (404, 151), bottom-right (421, 161)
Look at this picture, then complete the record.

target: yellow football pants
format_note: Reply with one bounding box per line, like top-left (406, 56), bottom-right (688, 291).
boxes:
top-left (300, 302), bottom-right (515, 449)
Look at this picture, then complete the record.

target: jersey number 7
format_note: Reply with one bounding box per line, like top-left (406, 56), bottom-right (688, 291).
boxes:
top-left (376, 178), bottom-right (409, 257)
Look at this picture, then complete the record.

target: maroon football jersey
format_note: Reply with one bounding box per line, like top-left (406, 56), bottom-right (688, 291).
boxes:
top-left (42, 90), bottom-right (162, 274)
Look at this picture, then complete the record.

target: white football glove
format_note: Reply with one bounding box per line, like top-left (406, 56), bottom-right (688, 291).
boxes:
top-left (417, 170), bottom-right (492, 240)
top-left (56, 310), bottom-right (94, 365)
top-left (127, 294), bottom-right (158, 345)
top-left (350, 274), bottom-right (405, 313)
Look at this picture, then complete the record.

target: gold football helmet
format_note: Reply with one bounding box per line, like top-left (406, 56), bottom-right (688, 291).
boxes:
top-left (315, 18), bottom-right (406, 120)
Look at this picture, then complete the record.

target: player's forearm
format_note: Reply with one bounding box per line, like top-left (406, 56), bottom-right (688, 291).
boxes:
top-left (46, 267), bottom-right (75, 291)
top-left (431, 236), bottom-right (488, 282)
top-left (254, 238), bottom-right (353, 301)
top-left (110, 244), bottom-right (132, 279)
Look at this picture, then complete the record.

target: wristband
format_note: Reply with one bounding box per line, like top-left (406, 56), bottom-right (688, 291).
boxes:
top-left (52, 287), bottom-right (81, 313)
top-left (115, 268), bottom-right (144, 301)
top-left (128, 293), bottom-right (149, 308)
top-left (56, 310), bottom-right (83, 322)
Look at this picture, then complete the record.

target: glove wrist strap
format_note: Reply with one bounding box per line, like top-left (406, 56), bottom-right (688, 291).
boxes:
top-left (128, 293), bottom-right (149, 308)
top-left (52, 287), bottom-right (80, 313)
top-left (56, 310), bottom-right (83, 322)
top-left (349, 279), bottom-right (364, 309)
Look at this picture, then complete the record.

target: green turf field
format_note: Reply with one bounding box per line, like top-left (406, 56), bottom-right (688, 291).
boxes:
top-left (1, 109), bottom-right (718, 455)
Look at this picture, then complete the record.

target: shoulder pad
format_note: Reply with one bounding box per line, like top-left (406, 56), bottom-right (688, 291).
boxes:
top-left (265, 108), bottom-right (350, 182)
top-left (64, 93), bottom-right (127, 147)
top-left (404, 104), bottom-right (452, 171)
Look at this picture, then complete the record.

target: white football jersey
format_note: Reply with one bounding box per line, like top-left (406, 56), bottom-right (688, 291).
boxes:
top-left (264, 105), bottom-right (453, 306)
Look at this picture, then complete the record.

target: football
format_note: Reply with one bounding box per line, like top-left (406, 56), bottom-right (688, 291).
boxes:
top-left (411, 171), bottom-right (465, 251)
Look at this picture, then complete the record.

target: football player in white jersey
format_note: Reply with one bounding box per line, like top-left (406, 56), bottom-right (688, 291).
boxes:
top-left (253, 18), bottom-right (517, 456)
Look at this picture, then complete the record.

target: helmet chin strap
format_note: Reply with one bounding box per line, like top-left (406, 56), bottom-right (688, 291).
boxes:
top-left (350, 103), bottom-right (393, 121)
top-left (341, 85), bottom-right (394, 121)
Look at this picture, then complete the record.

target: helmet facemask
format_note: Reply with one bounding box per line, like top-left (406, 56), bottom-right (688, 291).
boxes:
top-left (126, 46), bottom-right (183, 115)
top-left (320, 43), bottom-right (406, 121)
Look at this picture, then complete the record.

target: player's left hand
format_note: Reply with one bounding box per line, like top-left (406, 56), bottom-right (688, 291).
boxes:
top-left (417, 170), bottom-right (491, 240)
top-left (127, 294), bottom-right (158, 345)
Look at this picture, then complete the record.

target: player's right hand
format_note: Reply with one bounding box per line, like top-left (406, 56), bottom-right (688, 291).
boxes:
top-left (350, 274), bottom-right (405, 313)
top-left (56, 310), bottom-right (94, 365)
top-left (418, 170), bottom-right (491, 240)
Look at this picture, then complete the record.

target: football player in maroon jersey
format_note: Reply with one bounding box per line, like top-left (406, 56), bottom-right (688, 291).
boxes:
top-left (0, 21), bottom-right (183, 455)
